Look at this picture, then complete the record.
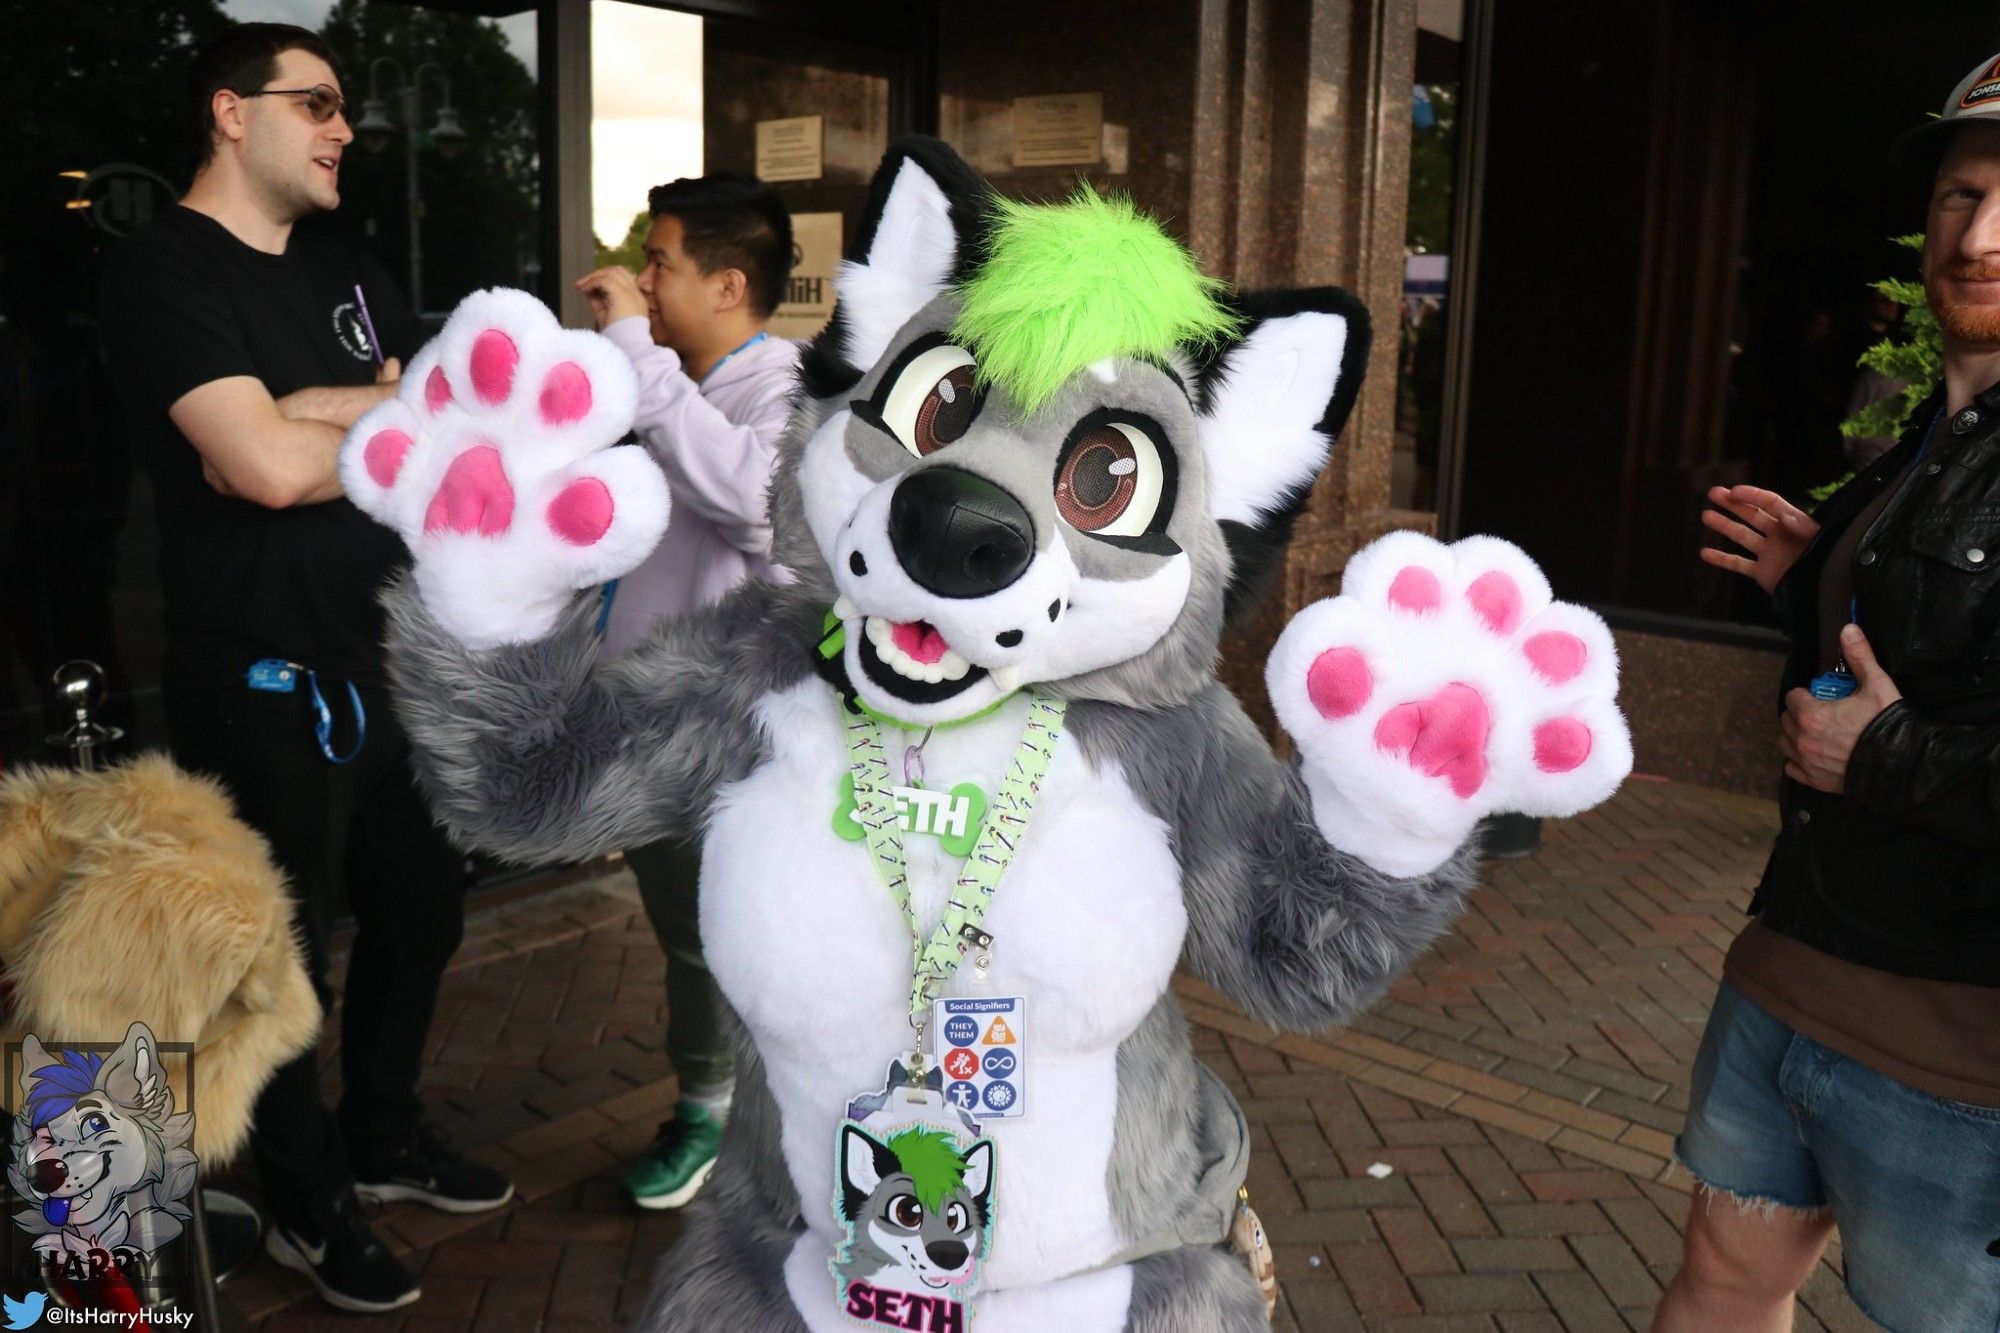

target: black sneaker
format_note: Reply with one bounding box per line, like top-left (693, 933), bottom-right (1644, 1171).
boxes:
top-left (264, 1193), bottom-right (420, 1314)
top-left (353, 1123), bottom-right (516, 1214)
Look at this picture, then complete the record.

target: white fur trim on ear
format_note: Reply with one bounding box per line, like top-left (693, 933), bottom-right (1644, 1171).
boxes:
top-left (836, 159), bottom-right (962, 372)
top-left (960, 1141), bottom-right (993, 1199)
top-left (842, 1126), bottom-right (884, 1195)
top-left (1201, 311), bottom-right (1350, 526)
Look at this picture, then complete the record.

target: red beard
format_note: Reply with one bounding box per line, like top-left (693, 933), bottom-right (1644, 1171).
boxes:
top-left (1927, 262), bottom-right (2000, 344)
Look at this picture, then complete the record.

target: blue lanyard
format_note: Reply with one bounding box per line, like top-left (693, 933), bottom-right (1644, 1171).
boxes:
top-left (596, 578), bottom-right (620, 634)
top-left (700, 331), bottom-right (767, 385)
top-left (306, 670), bottom-right (365, 764)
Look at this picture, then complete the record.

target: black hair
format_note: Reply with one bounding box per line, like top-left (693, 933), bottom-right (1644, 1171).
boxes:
top-left (188, 23), bottom-right (341, 170)
top-left (647, 174), bottom-right (795, 319)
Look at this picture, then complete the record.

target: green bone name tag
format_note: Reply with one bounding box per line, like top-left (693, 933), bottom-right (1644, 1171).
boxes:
top-left (833, 773), bottom-right (988, 858)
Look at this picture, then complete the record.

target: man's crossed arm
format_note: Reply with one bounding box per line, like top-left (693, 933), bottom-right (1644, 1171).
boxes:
top-left (170, 358), bottom-right (399, 508)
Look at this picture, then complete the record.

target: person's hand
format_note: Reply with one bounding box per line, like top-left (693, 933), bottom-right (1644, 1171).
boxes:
top-left (376, 356), bottom-right (402, 385)
top-left (1699, 485), bottom-right (1820, 594)
top-left (573, 266), bottom-right (648, 331)
top-left (1780, 625), bottom-right (1901, 793)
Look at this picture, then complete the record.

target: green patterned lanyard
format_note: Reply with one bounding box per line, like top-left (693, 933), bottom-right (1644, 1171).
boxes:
top-left (842, 694), bottom-right (1066, 1049)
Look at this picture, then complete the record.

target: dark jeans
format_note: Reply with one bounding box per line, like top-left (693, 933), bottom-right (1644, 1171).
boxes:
top-left (166, 678), bottom-right (466, 1228)
top-left (625, 837), bottom-right (733, 1095)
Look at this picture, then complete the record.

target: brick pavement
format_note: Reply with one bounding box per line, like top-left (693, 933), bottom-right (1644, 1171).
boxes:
top-left (224, 778), bottom-right (1877, 1331)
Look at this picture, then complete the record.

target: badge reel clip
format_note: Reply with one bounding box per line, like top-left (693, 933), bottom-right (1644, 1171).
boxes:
top-left (1809, 598), bottom-right (1861, 701)
top-left (247, 658), bottom-right (367, 763)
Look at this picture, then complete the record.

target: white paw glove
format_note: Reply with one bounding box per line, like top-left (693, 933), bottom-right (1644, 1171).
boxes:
top-left (1267, 532), bottom-right (1633, 877)
top-left (339, 288), bottom-right (671, 649)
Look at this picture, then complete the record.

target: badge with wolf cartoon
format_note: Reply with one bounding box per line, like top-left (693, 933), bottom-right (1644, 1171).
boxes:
top-left (8, 1022), bottom-right (195, 1304)
top-left (338, 133), bottom-right (1633, 1330)
top-left (834, 1112), bottom-right (995, 1330)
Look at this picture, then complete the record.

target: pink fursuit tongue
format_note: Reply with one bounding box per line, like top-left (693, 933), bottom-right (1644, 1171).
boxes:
top-left (891, 620), bottom-right (950, 665)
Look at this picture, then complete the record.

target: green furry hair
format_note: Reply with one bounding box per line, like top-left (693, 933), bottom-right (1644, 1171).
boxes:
top-left (884, 1126), bottom-right (975, 1211)
top-left (952, 183), bottom-right (1239, 413)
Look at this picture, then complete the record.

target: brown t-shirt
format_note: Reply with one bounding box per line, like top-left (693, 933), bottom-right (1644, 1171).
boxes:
top-left (1728, 444), bottom-right (2000, 1108)
top-left (1725, 921), bottom-right (2000, 1107)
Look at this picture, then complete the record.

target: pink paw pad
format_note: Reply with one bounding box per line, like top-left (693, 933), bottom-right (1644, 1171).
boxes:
top-left (1523, 631), bottom-right (1588, 684)
top-left (363, 429), bottom-right (412, 487)
top-left (470, 329), bottom-right (519, 405)
top-left (1387, 567), bottom-right (1443, 614)
top-left (546, 478), bottom-right (614, 546)
top-left (1533, 718), bottom-right (1593, 773)
top-left (1467, 571), bottom-right (1524, 635)
top-left (425, 366), bottom-right (453, 413)
top-left (424, 445), bottom-right (515, 536)
top-left (1307, 648), bottom-right (1374, 720)
top-left (1374, 682), bottom-right (1491, 799)
top-left (539, 362), bottom-right (593, 425)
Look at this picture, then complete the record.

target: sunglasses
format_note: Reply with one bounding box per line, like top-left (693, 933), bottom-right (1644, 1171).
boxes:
top-left (239, 83), bottom-right (348, 125)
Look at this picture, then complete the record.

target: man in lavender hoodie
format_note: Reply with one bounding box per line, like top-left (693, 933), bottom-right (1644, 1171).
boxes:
top-left (575, 174), bottom-right (799, 1209)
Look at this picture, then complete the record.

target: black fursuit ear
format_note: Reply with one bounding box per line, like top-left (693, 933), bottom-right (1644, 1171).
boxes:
top-left (1187, 286), bottom-right (1372, 624)
top-left (797, 135), bottom-right (995, 402)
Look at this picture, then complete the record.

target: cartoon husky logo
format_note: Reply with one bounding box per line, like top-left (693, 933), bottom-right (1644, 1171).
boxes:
top-left (7, 1022), bottom-right (196, 1291)
top-left (835, 1123), bottom-right (994, 1327)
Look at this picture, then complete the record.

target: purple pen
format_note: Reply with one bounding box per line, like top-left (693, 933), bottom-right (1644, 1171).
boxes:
top-left (352, 283), bottom-right (385, 367)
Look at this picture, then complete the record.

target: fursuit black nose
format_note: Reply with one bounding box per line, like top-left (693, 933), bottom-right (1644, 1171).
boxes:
top-left (925, 1239), bottom-right (969, 1271)
top-left (889, 467), bottom-right (1034, 598)
top-left (29, 1158), bottom-right (66, 1195)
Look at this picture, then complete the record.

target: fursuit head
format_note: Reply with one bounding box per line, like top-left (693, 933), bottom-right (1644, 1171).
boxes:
top-left (338, 137), bottom-right (1633, 1331)
top-left (8, 1022), bottom-right (196, 1267)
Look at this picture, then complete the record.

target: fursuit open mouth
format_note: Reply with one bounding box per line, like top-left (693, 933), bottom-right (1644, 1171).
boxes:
top-left (856, 615), bottom-right (1000, 703)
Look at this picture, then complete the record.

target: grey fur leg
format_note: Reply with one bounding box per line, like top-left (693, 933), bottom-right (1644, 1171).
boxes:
top-left (640, 1039), bottom-right (806, 1331)
top-left (1122, 1245), bottom-right (1269, 1332)
top-left (638, 1158), bottom-right (807, 1333)
top-left (1108, 999), bottom-right (1246, 1245)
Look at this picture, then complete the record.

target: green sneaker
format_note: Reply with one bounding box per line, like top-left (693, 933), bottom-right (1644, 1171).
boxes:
top-left (623, 1102), bottom-right (723, 1210)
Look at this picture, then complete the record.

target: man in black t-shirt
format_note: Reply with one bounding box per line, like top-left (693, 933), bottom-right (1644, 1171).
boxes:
top-left (97, 24), bottom-right (511, 1315)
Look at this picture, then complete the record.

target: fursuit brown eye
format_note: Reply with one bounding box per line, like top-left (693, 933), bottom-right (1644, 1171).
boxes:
top-left (913, 363), bottom-right (979, 454)
top-left (887, 1194), bottom-right (924, 1230)
top-left (879, 343), bottom-right (982, 457)
top-left (1055, 421), bottom-right (1166, 536)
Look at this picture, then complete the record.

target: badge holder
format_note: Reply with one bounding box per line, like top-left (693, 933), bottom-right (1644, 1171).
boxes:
top-left (833, 1062), bottom-right (997, 1330)
top-left (934, 929), bottom-right (1029, 1122)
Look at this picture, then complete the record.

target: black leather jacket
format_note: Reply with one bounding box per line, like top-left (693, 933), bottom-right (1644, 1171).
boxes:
top-left (1753, 380), bottom-right (2000, 986)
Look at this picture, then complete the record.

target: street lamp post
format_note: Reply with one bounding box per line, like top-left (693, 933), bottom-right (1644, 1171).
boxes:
top-left (354, 57), bottom-right (466, 316)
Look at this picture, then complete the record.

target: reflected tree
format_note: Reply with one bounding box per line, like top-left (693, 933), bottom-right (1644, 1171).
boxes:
top-left (317, 0), bottom-right (539, 317)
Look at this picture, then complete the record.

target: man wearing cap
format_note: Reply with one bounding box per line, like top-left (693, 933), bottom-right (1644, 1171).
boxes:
top-left (1660, 56), bottom-right (2000, 1333)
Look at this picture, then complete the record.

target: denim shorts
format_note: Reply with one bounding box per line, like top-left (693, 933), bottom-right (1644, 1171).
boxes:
top-left (1677, 982), bottom-right (2000, 1333)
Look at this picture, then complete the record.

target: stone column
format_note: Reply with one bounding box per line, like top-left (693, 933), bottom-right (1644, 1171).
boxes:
top-left (1188, 0), bottom-right (1428, 727)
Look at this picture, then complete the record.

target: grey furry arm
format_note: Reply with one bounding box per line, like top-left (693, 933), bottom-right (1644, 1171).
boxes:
top-left (1075, 687), bottom-right (1479, 1033)
top-left (383, 574), bottom-right (823, 865)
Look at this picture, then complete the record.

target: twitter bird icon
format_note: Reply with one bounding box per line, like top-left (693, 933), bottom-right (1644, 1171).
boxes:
top-left (2, 1290), bottom-right (46, 1329)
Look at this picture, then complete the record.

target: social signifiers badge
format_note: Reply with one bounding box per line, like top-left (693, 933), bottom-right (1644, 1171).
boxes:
top-left (933, 997), bottom-right (1026, 1119)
